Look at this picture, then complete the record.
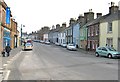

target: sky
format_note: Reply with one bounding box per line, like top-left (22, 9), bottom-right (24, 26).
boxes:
top-left (4, 0), bottom-right (120, 33)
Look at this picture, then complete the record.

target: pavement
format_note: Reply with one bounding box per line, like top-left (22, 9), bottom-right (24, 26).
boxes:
top-left (77, 48), bottom-right (95, 55)
top-left (0, 46), bottom-right (22, 82)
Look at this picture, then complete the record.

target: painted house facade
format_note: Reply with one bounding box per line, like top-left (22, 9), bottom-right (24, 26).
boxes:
top-left (100, 6), bottom-right (120, 51)
top-left (58, 23), bottom-right (67, 45)
top-left (66, 18), bottom-right (75, 44)
top-left (43, 32), bottom-right (49, 42)
top-left (48, 29), bottom-right (54, 43)
top-left (52, 24), bottom-right (61, 43)
top-left (79, 11), bottom-right (94, 50)
top-left (87, 13), bottom-right (103, 51)
top-left (73, 23), bottom-right (80, 48)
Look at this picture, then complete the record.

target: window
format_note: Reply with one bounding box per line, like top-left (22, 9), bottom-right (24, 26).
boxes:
top-left (62, 33), bottom-right (64, 37)
top-left (106, 38), bottom-right (113, 47)
top-left (92, 41), bottom-right (95, 49)
top-left (102, 47), bottom-right (107, 51)
top-left (95, 26), bottom-right (99, 35)
top-left (108, 22), bottom-right (112, 33)
top-left (98, 47), bottom-right (101, 50)
top-left (88, 28), bottom-right (90, 36)
top-left (91, 27), bottom-right (94, 36)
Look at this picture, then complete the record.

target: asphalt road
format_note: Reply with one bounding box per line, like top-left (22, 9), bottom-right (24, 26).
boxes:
top-left (5, 42), bottom-right (119, 80)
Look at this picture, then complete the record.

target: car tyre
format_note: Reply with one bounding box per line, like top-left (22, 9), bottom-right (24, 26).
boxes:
top-left (95, 52), bottom-right (99, 57)
top-left (108, 54), bottom-right (112, 59)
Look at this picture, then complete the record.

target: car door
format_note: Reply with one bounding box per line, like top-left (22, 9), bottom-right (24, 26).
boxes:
top-left (96, 47), bottom-right (102, 55)
top-left (101, 47), bottom-right (108, 56)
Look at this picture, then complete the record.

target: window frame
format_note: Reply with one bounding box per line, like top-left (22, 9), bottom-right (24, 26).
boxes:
top-left (107, 22), bottom-right (112, 33)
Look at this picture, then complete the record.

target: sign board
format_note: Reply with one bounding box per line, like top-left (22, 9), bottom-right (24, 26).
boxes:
top-left (6, 7), bottom-right (10, 24)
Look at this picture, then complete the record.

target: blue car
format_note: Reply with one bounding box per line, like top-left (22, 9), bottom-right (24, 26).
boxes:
top-left (95, 47), bottom-right (120, 58)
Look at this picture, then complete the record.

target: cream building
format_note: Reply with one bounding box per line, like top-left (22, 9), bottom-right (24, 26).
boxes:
top-left (100, 5), bottom-right (120, 51)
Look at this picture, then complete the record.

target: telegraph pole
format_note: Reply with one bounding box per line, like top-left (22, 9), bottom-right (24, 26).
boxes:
top-left (21, 24), bottom-right (22, 45)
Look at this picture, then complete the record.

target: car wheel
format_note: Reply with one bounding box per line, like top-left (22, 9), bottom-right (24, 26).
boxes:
top-left (108, 54), bottom-right (112, 59)
top-left (95, 52), bottom-right (99, 57)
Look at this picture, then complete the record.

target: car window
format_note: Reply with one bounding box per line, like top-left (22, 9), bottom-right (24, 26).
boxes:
top-left (107, 47), bottom-right (116, 51)
top-left (26, 43), bottom-right (32, 46)
top-left (97, 47), bottom-right (101, 50)
top-left (102, 47), bottom-right (107, 51)
top-left (69, 44), bottom-right (74, 46)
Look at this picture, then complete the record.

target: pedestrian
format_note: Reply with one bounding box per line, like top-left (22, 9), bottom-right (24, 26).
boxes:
top-left (1, 49), bottom-right (5, 57)
top-left (5, 44), bottom-right (11, 57)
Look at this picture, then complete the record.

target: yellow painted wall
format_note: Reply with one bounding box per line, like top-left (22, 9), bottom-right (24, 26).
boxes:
top-left (100, 22), bottom-right (107, 47)
top-left (100, 20), bottom-right (119, 50)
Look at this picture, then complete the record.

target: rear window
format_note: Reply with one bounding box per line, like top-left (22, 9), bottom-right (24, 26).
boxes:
top-left (26, 43), bottom-right (32, 46)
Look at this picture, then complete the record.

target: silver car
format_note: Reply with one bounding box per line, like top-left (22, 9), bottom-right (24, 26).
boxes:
top-left (23, 43), bottom-right (33, 50)
top-left (67, 44), bottom-right (77, 51)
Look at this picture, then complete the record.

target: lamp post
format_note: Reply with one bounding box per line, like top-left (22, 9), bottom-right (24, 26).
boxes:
top-left (21, 24), bottom-right (25, 45)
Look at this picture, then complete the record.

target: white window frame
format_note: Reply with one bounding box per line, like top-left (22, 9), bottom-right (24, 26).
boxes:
top-left (92, 41), bottom-right (95, 49)
top-left (95, 25), bottom-right (99, 35)
top-left (88, 28), bottom-right (90, 36)
top-left (108, 22), bottom-right (112, 33)
top-left (91, 27), bottom-right (94, 36)
top-left (106, 38), bottom-right (113, 47)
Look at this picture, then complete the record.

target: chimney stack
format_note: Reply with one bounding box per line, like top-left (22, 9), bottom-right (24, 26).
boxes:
top-left (96, 13), bottom-right (102, 18)
top-left (69, 18), bottom-right (75, 26)
top-left (56, 24), bottom-right (60, 29)
top-left (62, 23), bottom-right (66, 28)
top-left (84, 9), bottom-right (94, 23)
top-left (109, 2), bottom-right (119, 14)
top-left (77, 15), bottom-right (85, 26)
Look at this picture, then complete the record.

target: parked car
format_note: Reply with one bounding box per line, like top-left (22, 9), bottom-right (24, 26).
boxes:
top-left (67, 44), bottom-right (77, 51)
top-left (23, 43), bottom-right (33, 50)
top-left (33, 40), bottom-right (40, 42)
top-left (40, 40), bottom-right (45, 43)
top-left (95, 47), bottom-right (120, 58)
top-left (45, 41), bottom-right (50, 45)
top-left (61, 43), bottom-right (67, 48)
top-left (55, 42), bottom-right (60, 46)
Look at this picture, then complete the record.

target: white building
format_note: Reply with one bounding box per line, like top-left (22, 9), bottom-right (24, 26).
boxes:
top-left (43, 33), bottom-right (49, 41)
top-left (58, 23), bottom-right (67, 45)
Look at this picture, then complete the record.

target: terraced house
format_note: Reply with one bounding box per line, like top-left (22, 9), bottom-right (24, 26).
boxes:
top-left (79, 10), bottom-right (94, 50)
top-left (100, 5), bottom-right (120, 51)
top-left (0, 1), bottom-right (19, 53)
top-left (58, 23), bottom-right (67, 45)
top-left (87, 13), bottom-right (103, 51)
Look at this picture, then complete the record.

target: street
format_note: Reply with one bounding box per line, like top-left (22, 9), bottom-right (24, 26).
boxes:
top-left (2, 42), bottom-right (119, 80)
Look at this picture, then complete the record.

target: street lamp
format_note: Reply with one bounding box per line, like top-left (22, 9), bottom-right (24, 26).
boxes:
top-left (21, 24), bottom-right (25, 45)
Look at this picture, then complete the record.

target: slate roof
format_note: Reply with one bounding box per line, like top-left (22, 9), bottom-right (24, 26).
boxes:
top-left (100, 10), bottom-right (120, 23)
top-left (86, 14), bottom-right (109, 27)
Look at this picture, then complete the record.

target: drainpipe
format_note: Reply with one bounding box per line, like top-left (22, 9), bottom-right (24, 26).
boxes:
top-left (86, 27), bottom-right (88, 51)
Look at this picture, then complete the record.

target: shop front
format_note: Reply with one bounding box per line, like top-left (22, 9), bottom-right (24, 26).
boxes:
top-left (3, 27), bottom-right (11, 49)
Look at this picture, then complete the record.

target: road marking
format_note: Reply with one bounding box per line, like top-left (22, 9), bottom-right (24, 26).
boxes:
top-left (3, 64), bottom-right (7, 67)
top-left (7, 61), bottom-right (11, 64)
top-left (3, 70), bottom-right (10, 80)
top-left (0, 68), bottom-right (3, 70)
